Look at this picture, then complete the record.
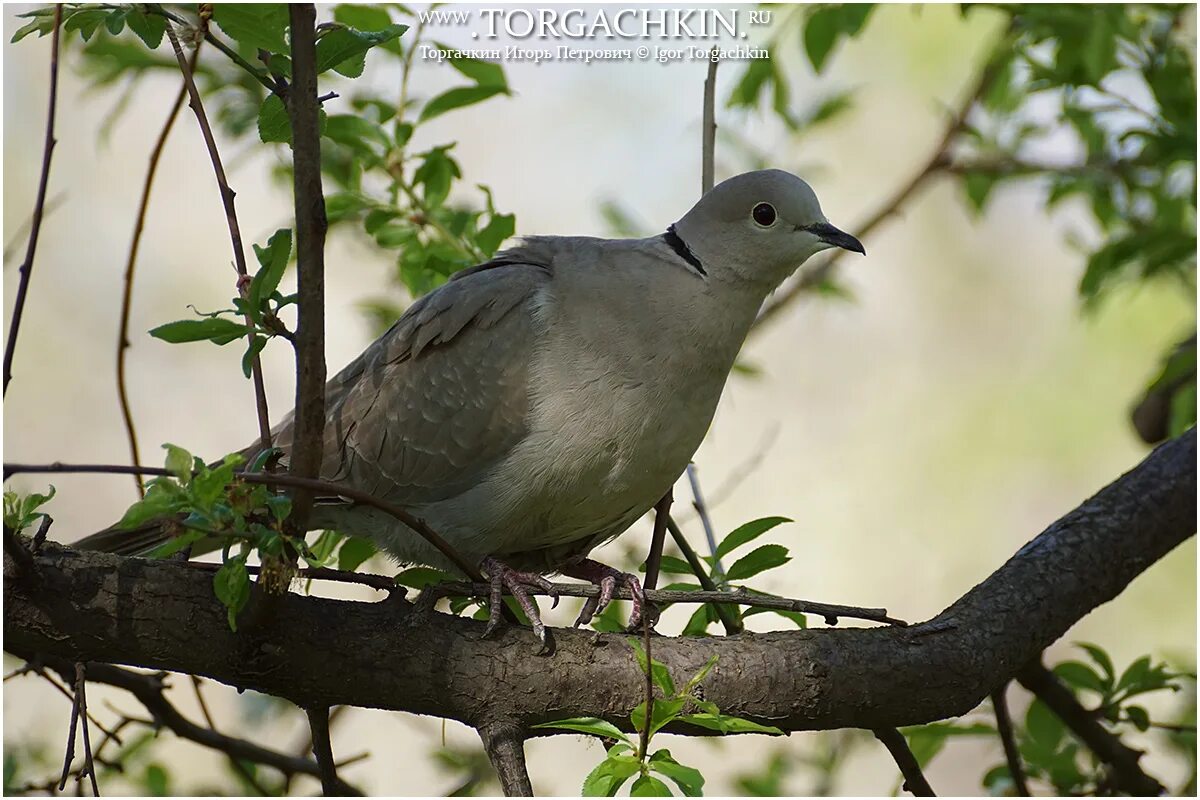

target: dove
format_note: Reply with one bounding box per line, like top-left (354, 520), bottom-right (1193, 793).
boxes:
top-left (77, 169), bottom-right (864, 644)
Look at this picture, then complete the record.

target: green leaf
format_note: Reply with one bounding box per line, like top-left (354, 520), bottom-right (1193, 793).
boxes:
top-left (1025, 698), bottom-right (1065, 751)
top-left (1053, 660), bottom-right (1107, 693)
top-left (333, 4), bottom-right (393, 32)
top-left (1077, 642), bottom-right (1115, 684)
top-left (337, 537), bottom-right (376, 572)
top-left (258, 94), bottom-right (290, 144)
top-left (435, 43), bottom-right (508, 88)
top-left (125, 9), bottom-right (166, 49)
top-left (419, 85), bottom-right (507, 123)
top-left (532, 717), bottom-right (631, 744)
top-left (163, 443), bottom-right (194, 484)
top-left (476, 213), bottom-right (515, 256)
top-left (249, 228), bottom-right (293, 311)
top-left (212, 5), bottom-right (290, 54)
top-left (581, 753), bottom-right (640, 796)
top-left (725, 544), bottom-right (791, 581)
top-left (150, 318), bottom-right (248, 346)
top-left (241, 335), bottom-right (267, 379)
top-left (213, 556), bottom-right (251, 631)
top-left (395, 566), bottom-right (453, 589)
top-left (715, 516), bottom-right (791, 560)
top-left (629, 639), bottom-right (676, 696)
top-left (648, 750), bottom-right (704, 797)
top-left (315, 24), bottom-right (408, 76)
top-left (630, 774), bottom-right (672, 796)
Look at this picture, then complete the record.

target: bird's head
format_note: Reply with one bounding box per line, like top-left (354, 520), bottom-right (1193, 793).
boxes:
top-left (670, 169), bottom-right (864, 288)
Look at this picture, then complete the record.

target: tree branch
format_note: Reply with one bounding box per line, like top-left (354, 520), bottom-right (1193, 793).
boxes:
top-left (478, 721), bottom-right (533, 797)
top-left (163, 21), bottom-right (273, 452)
top-left (117, 43), bottom-right (203, 498)
top-left (4, 3), bottom-right (62, 396)
top-left (284, 3), bottom-right (327, 532)
top-left (990, 682), bottom-right (1031, 796)
top-left (873, 727), bottom-right (935, 796)
top-left (38, 657), bottom-right (363, 794)
top-left (6, 433), bottom-right (1192, 742)
top-left (1016, 660), bottom-right (1166, 795)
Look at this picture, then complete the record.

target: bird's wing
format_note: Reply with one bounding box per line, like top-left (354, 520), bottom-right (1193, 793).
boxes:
top-left (270, 255), bottom-right (553, 505)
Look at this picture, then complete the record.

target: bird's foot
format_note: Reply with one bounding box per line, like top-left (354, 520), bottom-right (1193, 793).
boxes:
top-left (562, 559), bottom-right (645, 630)
top-left (480, 557), bottom-right (559, 649)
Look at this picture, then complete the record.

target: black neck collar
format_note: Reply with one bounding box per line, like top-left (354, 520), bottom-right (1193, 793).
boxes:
top-left (664, 224), bottom-right (706, 276)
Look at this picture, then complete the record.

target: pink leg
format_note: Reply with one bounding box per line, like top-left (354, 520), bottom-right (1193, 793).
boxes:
top-left (480, 557), bottom-right (559, 649)
top-left (561, 559), bottom-right (644, 629)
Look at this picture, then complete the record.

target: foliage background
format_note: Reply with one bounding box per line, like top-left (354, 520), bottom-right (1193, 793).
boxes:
top-left (3, 3), bottom-right (1195, 795)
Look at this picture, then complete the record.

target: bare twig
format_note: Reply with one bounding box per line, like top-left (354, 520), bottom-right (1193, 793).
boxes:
top-left (873, 727), bottom-right (936, 796)
top-left (642, 490), bottom-right (673, 592)
top-left (74, 664), bottom-right (100, 796)
top-left (478, 721), bottom-right (533, 796)
top-left (1016, 660), bottom-right (1166, 796)
top-left (4, 3), bottom-right (62, 396)
top-left (430, 581), bottom-right (904, 627)
top-left (41, 658), bottom-right (364, 794)
top-left (684, 464), bottom-right (722, 574)
top-left (991, 682), bottom-right (1031, 796)
top-left (3, 192), bottom-right (65, 266)
top-left (192, 676), bottom-right (272, 795)
top-left (305, 706), bottom-right (341, 796)
top-left (163, 20), bottom-right (273, 452)
top-left (752, 25), bottom-right (1016, 333)
top-left (285, 4), bottom-right (328, 533)
top-left (117, 44), bottom-right (204, 497)
top-left (3, 462), bottom-right (483, 581)
top-left (664, 515), bottom-right (744, 634)
top-left (701, 57), bottom-right (719, 195)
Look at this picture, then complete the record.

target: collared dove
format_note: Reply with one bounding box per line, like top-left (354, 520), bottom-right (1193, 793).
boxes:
top-left (78, 169), bottom-right (864, 643)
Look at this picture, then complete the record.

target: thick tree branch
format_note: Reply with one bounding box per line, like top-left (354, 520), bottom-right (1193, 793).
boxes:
top-left (284, 3), bottom-right (327, 532)
top-left (1016, 660), bottom-right (1166, 796)
top-left (5, 433), bottom-right (1194, 739)
top-left (4, 3), bottom-right (62, 396)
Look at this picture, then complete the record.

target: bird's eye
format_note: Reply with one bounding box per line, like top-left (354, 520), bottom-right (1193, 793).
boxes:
top-left (752, 202), bottom-right (777, 227)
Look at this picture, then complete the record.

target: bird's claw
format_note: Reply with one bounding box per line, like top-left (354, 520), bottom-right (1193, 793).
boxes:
top-left (480, 557), bottom-right (556, 650)
top-left (563, 560), bottom-right (645, 630)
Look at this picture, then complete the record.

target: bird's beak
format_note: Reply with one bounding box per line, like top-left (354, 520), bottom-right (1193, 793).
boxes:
top-left (806, 222), bottom-right (866, 255)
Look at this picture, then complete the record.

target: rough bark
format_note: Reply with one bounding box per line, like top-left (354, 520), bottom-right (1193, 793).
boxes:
top-left (4, 432), bottom-right (1194, 735)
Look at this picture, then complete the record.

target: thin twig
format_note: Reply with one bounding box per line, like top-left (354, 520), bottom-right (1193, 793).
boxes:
top-left (430, 581), bottom-right (904, 627)
top-left (642, 490), bottom-right (673, 592)
top-left (685, 464), bottom-right (722, 575)
top-left (991, 683), bottom-right (1031, 796)
top-left (3, 192), bottom-right (65, 266)
top-left (192, 676), bottom-right (272, 795)
top-left (873, 727), bottom-right (936, 796)
top-left (1016, 660), bottom-right (1166, 796)
top-left (305, 706), bottom-right (341, 796)
top-left (4, 3), bottom-right (62, 396)
top-left (285, 3), bottom-right (329, 533)
top-left (73, 664), bottom-right (100, 796)
top-left (664, 514), bottom-right (744, 634)
top-left (701, 57), bottom-right (719, 195)
top-left (42, 657), bottom-right (364, 795)
top-left (117, 44), bottom-right (204, 498)
top-left (752, 24), bottom-right (1016, 333)
top-left (56, 663), bottom-right (81, 791)
top-left (3, 461), bottom-right (483, 581)
top-left (163, 20), bottom-right (273, 452)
